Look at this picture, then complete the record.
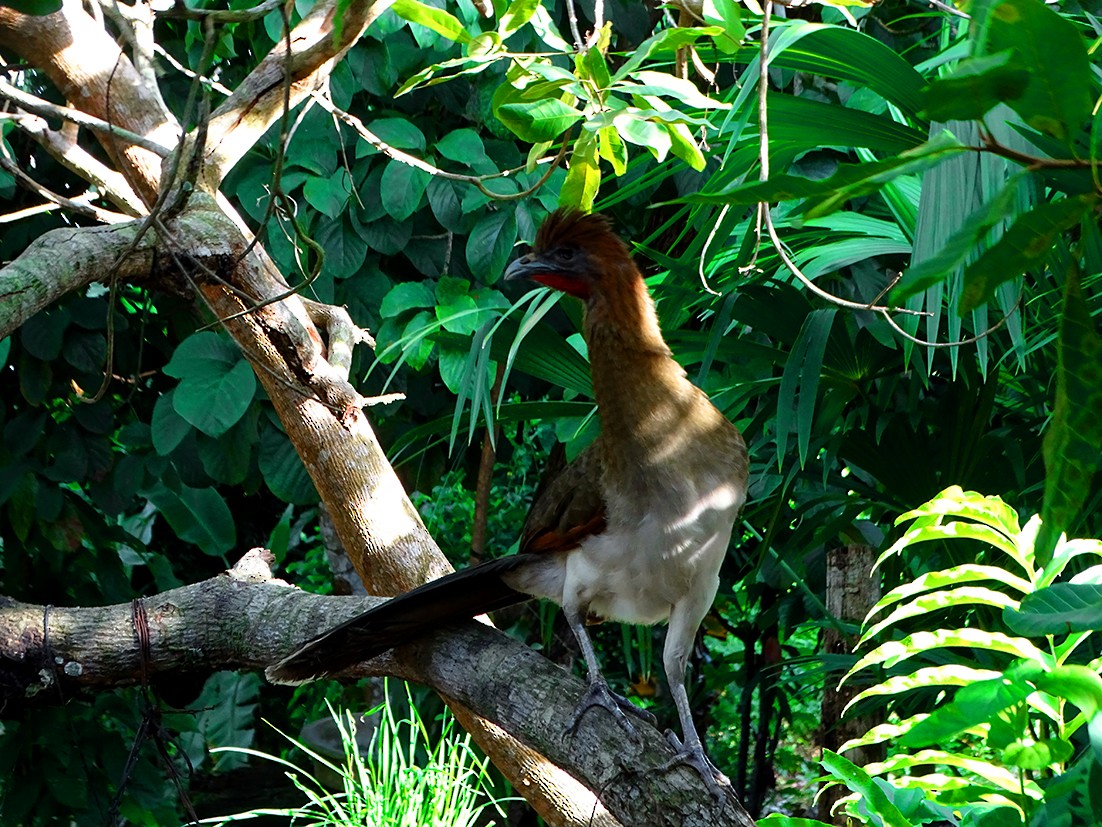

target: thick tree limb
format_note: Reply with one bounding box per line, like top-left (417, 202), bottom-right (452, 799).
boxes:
top-left (0, 550), bottom-right (753, 827)
top-left (0, 0), bottom-right (179, 206)
top-left (0, 221), bottom-right (151, 340)
top-left (201, 0), bottom-right (395, 184)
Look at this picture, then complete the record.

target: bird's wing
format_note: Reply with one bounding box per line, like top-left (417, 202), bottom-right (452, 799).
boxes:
top-left (519, 440), bottom-right (607, 554)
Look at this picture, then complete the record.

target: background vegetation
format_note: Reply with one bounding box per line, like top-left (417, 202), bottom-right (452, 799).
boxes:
top-left (0, 0), bottom-right (1099, 823)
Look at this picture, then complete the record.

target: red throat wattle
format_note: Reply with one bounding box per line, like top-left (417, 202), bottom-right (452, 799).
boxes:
top-left (531, 272), bottom-right (591, 300)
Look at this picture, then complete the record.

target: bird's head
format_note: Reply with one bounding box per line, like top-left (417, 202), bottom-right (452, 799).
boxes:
top-left (504, 209), bottom-right (635, 301)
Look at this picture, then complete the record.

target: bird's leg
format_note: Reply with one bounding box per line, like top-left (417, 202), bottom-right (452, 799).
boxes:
top-left (563, 605), bottom-right (656, 741)
top-left (654, 595), bottom-right (731, 800)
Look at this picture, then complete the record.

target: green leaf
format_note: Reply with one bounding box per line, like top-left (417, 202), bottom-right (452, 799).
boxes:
top-left (960, 195), bottom-right (1096, 312)
top-left (173, 359), bottom-right (257, 439)
top-left (691, 132), bottom-right (964, 215)
top-left (984, 0), bottom-right (1092, 142)
top-left (466, 209), bottom-right (518, 281)
top-left (1034, 665), bottom-right (1102, 717)
top-left (863, 586), bottom-right (1021, 643)
top-left (145, 481), bottom-right (236, 556)
top-left (921, 51), bottom-right (1030, 122)
top-left (893, 174), bottom-right (1025, 301)
top-left (617, 71), bottom-right (728, 111)
top-left (380, 161), bottom-right (431, 222)
top-left (900, 677), bottom-right (1033, 747)
top-left (777, 309), bottom-right (834, 468)
top-left (367, 118), bottom-right (427, 151)
top-left (1037, 263), bottom-right (1102, 559)
top-left (849, 629), bottom-right (1048, 677)
top-left (819, 751), bottom-right (912, 827)
top-left (192, 672), bottom-right (260, 772)
top-left (381, 281), bottom-right (436, 319)
top-left (496, 98), bottom-right (583, 143)
top-left (597, 126), bottom-right (627, 175)
top-left (498, 0), bottom-right (540, 35)
top-left (151, 391), bottom-right (191, 456)
top-left (302, 170), bottom-right (351, 219)
top-left (0, 0), bottom-right (61, 14)
top-left (436, 128), bottom-right (494, 173)
top-left (1005, 583), bottom-right (1102, 635)
top-left (259, 427), bottom-right (318, 504)
top-left (614, 113), bottom-right (671, 162)
top-left (1003, 737), bottom-right (1074, 770)
top-left (163, 331), bottom-right (240, 379)
top-left (848, 666), bottom-right (1002, 709)
top-left (390, 0), bottom-right (471, 43)
top-left (560, 132), bottom-right (600, 211)
top-left (666, 122), bottom-right (706, 172)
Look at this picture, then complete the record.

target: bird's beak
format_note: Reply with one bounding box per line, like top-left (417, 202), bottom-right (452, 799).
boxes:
top-left (504, 253), bottom-right (545, 282)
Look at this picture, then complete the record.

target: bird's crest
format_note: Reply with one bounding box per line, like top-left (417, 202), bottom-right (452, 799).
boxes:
top-left (534, 209), bottom-right (630, 262)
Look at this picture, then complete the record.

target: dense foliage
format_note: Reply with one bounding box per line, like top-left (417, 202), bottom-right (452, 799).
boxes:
top-left (0, 0), bottom-right (1100, 823)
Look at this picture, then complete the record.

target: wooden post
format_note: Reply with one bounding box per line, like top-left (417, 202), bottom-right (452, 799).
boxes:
top-left (819, 544), bottom-right (882, 824)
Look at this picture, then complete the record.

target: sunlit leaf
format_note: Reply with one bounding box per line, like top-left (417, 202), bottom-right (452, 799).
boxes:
top-left (1005, 583), bottom-right (1102, 635)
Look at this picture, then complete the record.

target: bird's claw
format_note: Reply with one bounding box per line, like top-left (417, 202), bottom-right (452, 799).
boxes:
top-left (565, 680), bottom-right (655, 743)
top-left (655, 731), bottom-right (732, 803)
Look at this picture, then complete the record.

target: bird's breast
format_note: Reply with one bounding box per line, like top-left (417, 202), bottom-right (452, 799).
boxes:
top-left (565, 477), bottom-right (743, 625)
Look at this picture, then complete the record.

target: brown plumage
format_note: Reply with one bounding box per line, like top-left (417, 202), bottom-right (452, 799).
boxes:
top-left (268, 209), bottom-right (748, 786)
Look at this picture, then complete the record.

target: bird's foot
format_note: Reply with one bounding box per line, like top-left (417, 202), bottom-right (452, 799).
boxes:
top-left (655, 731), bottom-right (731, 802)
top-left (565, 680), bottom-right (656, 743)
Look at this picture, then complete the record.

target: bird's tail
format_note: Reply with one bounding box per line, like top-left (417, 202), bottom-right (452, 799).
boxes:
top-left (266, 555), bottom-right (534, 684)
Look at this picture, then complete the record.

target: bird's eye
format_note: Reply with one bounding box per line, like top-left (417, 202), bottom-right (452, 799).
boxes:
top-left (554, 248), bottom-right (575, 262)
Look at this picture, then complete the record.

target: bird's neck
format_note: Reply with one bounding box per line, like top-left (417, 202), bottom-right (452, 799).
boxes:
top-left (585, 271), bottom-right (698, 475)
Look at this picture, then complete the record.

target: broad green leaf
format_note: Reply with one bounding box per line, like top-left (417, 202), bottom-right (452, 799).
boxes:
top-left (259, 427), bottom-right (318, 505)
top-left (380, 281), bottom-right (436, 318)
top-left (848, 629), bottom-right (1048, 677)
top-left (466, 209), bottom-right (518, 281)
top-left (865, 749), bottom-right (1041, 796)
top-left (868, 565), bottom-right (1033, 621)
top-left (144, 481), bottom-right (235, 556)
top-left (597, 126), bottom-right (627, 175)
top-left (302, 170), bottom-right (351, 219)
top-left (846, 667), bottom-right (1001, 710)
top-left (900, 677), bottom-right (1033, 747)
top-left (767, 94), bottom-right (928, 156)
top-left (613, 25), bottom-right (724, 83)
top-left (497, 98), bottom-right (583, 143)
top-left (560, 132), bottom-right (600, 211)
top-left (380, 161), bottom-right (431, 222)
top-left (1005, 583), bottom-right (1102, 635)
top-left (893, 174), bottom-right (1025, 301)
top-left (580, 43), bottom-right (612, 90)
top-left (163, 331), bottom-right (241, 380)
top-left (613, 111), bottom-right (671, 162)
top-left (616, 71), bottom-right (729, 111)
top-left (921, 51), bottom-right (1029, 122)
top-left (174, 360), bottom-right (257, 438)
top-left (192, 672), bottom-right (261, 772)
top-left (436, 128), bottom-right (494, 173)
top-left (895, 486), bottom-right (1022, 538)
top-left (838, 714), bottom-right (931, 752)
top-left (691, 132), bottom-right (963, 215)
top-left (1034, 665), bottom-right (1102, 717)
top-left (878, 521), bottom-right (1025, 573)
top-left (498, 0), bottom-right (540, 35)
top-left (1003, 737), bottom-right (1074, 770)
top-left (819, 751), bottom-right (912, 827)
top-left (390, 0), bottom-right (471, 43)
top-left (984, 0), bottom-right (1092, 142)
top-left (318, 217), bottom-right (368, 280)
top-left (151, 391), bottom-right (190, 456)
top-left (960, 195), bottom-right (1096, 312)
top-left (1037, 263), bottom-right (1102, 560)
top-left (862, 586), bottom-right (1020, 643)
top-left (762, 22), bottom-right (925, 119)
top-left (666, 122), bottom-right (706, 172)
top-left (367, 118), bottom-right (427, 151)
top-left (777, 309), bottom-right (833, 468)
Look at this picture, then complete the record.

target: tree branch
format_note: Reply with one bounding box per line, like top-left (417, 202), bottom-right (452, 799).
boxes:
top-left (0, 549), bottom-right (753, 827)
top-left (0, 219), bottom-right (151, 340)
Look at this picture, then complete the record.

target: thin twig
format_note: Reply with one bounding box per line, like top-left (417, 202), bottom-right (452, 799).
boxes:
top-left (0, 154), bottom-right (130, 223)
top-left (0, 80), bottom-right (170, 156)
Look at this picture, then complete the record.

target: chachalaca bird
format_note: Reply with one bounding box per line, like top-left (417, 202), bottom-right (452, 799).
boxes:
top-left (268, 209), bottom-right (749, 784)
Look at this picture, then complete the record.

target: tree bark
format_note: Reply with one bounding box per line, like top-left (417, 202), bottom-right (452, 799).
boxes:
top-left (819, 544), bottom-right (883, 824)
top-left (0, 550), bottom-right (753, 827)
